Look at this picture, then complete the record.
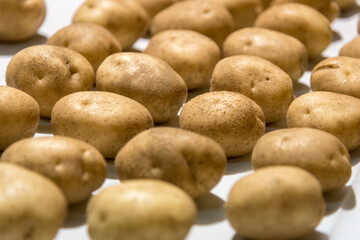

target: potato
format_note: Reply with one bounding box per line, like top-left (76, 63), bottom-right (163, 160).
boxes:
top-left (1, 136), bottom-right (107, 204)
top-left (255, 3), bottom-right (332, 59)
top-left (261, 0), bottom-right (273, 8)
top-left (0, 0), bottom-right (46, 42)
top-left (227, 166), bottom-right (325, 240)
top-left (0, 86), bottom-right (39, 151)
top-left (51, 91), bottom-right (154, 159)
top-left (151, 1), bottom-right (235, 46)
top-left (96, 52), bottom-right (187, 123)
top-left (335, 0), bottom-right (356, 9)
top-left (6, 45), bottom-right (95, 118)
top-left (144, 30), bottom-right (220, 90)
top-left (73, 0), bottom-right (148, 50)
top-left (311, 56), bottom-right (360, 99)
top-left (287, 91), bottom-right (360, 151)
top-left (115, 127), bottom-right (226, 198)
top-left (47, 23), bottom-right (122, 72)
top-left (252, 128), bottom-right (351, 192)
top-left (210, 55), bottom-right (293, 123)
top-left (223, 27), bottom-right (308, 81)
top-left (87, 179), bottom-right (196, 240)
top-left (0, 163), bottom-right (67, 240)
top-left (321, 1), bottom-right (340, 22)
top-left (340, 35), bottom-right (360, 59)
top-left (190, 0), bottom-right (263, 29)
top-left (180, 91), bottom-right (265, 157)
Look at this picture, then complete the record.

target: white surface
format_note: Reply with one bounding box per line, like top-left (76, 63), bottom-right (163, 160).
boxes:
top-left (1, 1), bottom-right (360, 240)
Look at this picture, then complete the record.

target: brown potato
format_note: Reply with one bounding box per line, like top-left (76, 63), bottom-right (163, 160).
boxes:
top-left (1, 136), bottom-right (107, 204)
top-left (227, 166), bottom-right (325, 240)
top-left (0, 0), bottom-right (46, 42)
top-left (151, 1), bottom-right (235, 46)
top-left (0, 163), bottom-right (67, 240)
top-left (210, 55), bottom-right (293, 123)
top-left (180, 91), bottom-right (265, 157)
top-left (73, 0), bottom-right (148, 50)
top-left (320, 1), bottom-right (340, 22)
top-left (340, 35), bottom-right (360, 59)
top-left (47, 23), bottom-right (122, 72)
top-left (252, 128), bottom-right (352, 192)
top-left (261, 0), bottom-right (273, 8)
top-left (96, 52), bottom-right (187, 123)
top-left (287, 91), bottom-right (360, 151)
top-left (87, 179), bottom-right (196, 240)
top-left (223, 27), bottom-right (308, 81)
top-left (144, 30), bottom-right (220, 90)
top-left (255, 2), bottom-right (332, 59)
top-left (0, 86), bottom-right (39, 151)
top-left (311, 56), bottom-right (360, 99)
top-left (115, 127), bottom-right (226, 198)
top-left (5, 45), bottom-right (95, 118)
top-left (335, 0), bottom-right (356, 9)
top-left (51, 91), bottom-right (154, 159)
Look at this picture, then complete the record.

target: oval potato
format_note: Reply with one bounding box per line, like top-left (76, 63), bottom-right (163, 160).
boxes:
top-left (227, 166), bottom-right (325, 240)
top-left (210, 55), bottom-right (293, 123)
top-left (87, 180), bottom-right (197, 240)
top-left (1, 136), bottom-right (107, 204)
top-left (180, 91), bottom-right (265, 157)
top-left (252, 128), bottom-right (352, 192)
top-left (0, 86), bottom-right (40, 151)
top-left (287, 91), bottom-right (360, 151)
top-left (51, 91), bottom-right (154, 159)
top-left (6, 45), bottom-right (95, 118)
top-left (340, 35), bottom-right (360, 59)
top-left (223, 27), bottom-right (308, 81)
top-left (311, 56), bottom-right (360, 99)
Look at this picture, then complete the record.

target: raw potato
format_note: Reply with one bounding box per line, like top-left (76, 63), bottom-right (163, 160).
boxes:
top-left (144, 30), bottom-right (220, 90)
top-left (6, 45), bottom-right (95, 118)
top-left (51, 91), bottom-right (154, 159)
top-left (227, 166), bottom-right (325, 240)
top-left (191, 0), bottom-right (263, 29)
top-left (255, 2), bottom-right (332, 59)
top-left (180, 91), bottom-right (265, 157)
top-left (0, 163), bottom-right (67, 240)
top-left (96, 52), bottom-right (187, 123)
top-left (321, 1), bottom-right (340, 22)
top-left (73, 0), bottom-right (148, 50)
top-left (340, 35), bottom-right (360, 59)
top-left (151, 1), bottom-right (235, 46)
top-left (287, 91), bottom-right (360, 151)
top-left (87, 179), bottom-right (197, 240)
top-left (252, 128), bottom-right (352, 192)
top-left (210, 55), bottom-right (293, 123)
top-left (223, 27), bottom-right (308, 81)
top-left (115, 127), bottom-right (226, 198)
top-left (1, 136), bottom-right (107, 204)
top-left (335, 0), bottom-right (356, 9)
top-left (0, 0), bottom-right (46, 42)
top-left (261, 0), bottom-right (273, 8)
top-left (0, 86), bottom-right (39, 151)
top-left (47, 23), bottom-right (122, 72)
top-left (311, 56), bottom-right (360, 99)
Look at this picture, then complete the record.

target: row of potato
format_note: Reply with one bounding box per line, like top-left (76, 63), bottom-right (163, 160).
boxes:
top-left (1, 0), bottom-right (360, 240)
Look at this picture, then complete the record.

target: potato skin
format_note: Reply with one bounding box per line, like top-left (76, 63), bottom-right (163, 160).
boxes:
top-left (340, 35), bottom-right (360, 59)
top-left (0, 86), bottom-right (40, 151)
top-left (0, 0), bottom-right (46, 42)
top-left (227, 166), bottom-right (325, 240)
top-left (47, 23), bottom-right (122, 72)
top-left (0, 163), bottom-right (67, 240)
top-left (255, 3), bottom-right (332, 59)
top-left (223, 27), bottom-right (308, 81)
top-left (210, 55), bottom-right (293, 123)
top-left (144, 30), bottom-right (220, 90)
top-left (51, 91), bottom-right (154, 159)
top-left (180, 91), bottom-right (265, 157)
top-left (252, 128), bottom-right (351, 192)
top-left (87, 180), bottom-right (197, 240)
top-left (287, 91), bottom-right (360, 151)
top-left (136, 0), bottom-right (180, 19)
top-left (151, 1), bottom-right (235, 46)
top-left (6, 45), bottom-right (95, 118)
top-left (335, 0), bottom-right (356, 9)
top-left (271, 0), bottom-right (330, 10)
top-left (96, 52), bottom-right (187, 123)
top-left (73, 0), bottom-right (148, 50)
top-left (311, 57), bottom-right (360, 99)
top-left (115, 127), bottom-right (226, 198)
top-left (1, 136), bottom-right (107, 204)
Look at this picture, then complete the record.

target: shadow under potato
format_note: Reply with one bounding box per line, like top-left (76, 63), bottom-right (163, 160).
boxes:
top-left (36, 117), bottom-right (52, 134)
top-left (339, 4), bottom-right (360, 18)
top-left (194, 192), bottom-right (226, 225)
top-left (324, 185), bottom-right (356, 215)
top-left (226, 152), bottom-right (253, 175)
top-left (232, 230), bottom-right (329, 240)
top-left (63, 196), bottom-right (91, 228)
top-left (0, 34), bottom-right (48, 56)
